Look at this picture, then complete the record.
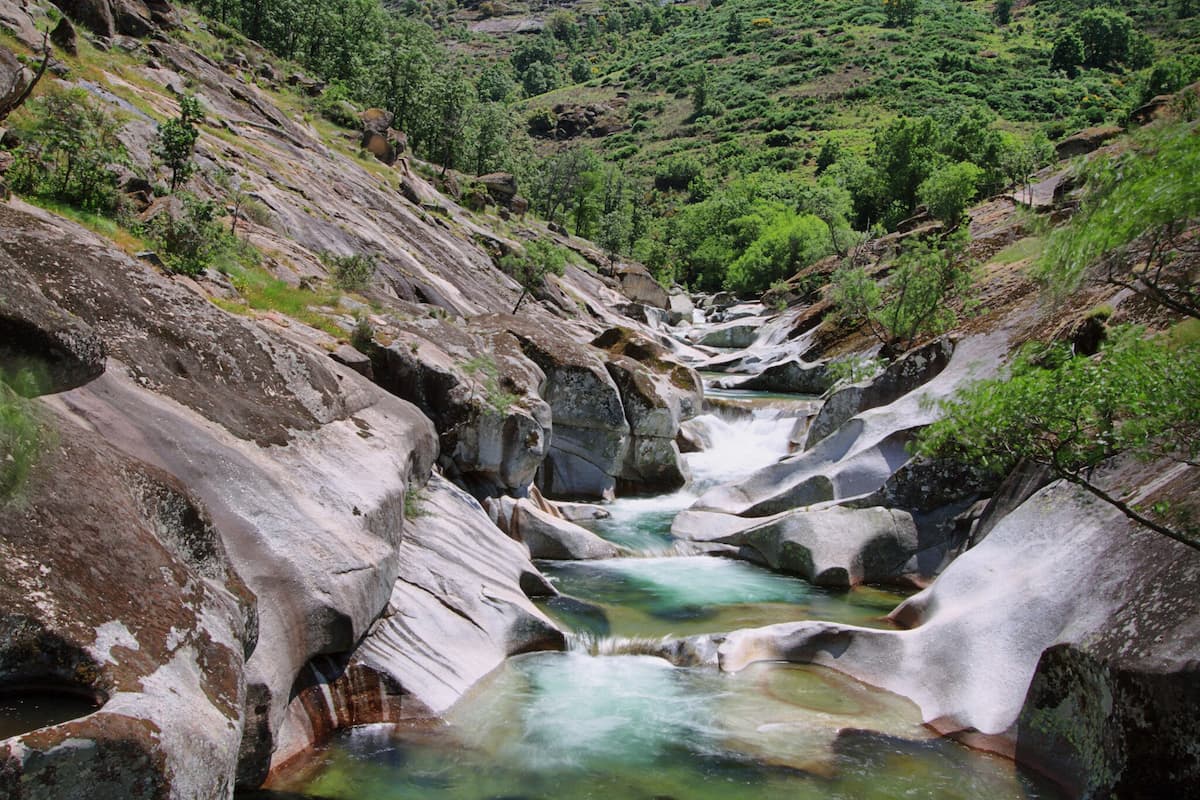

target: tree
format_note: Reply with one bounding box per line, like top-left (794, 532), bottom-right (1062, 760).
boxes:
top-left (831, 231), bottom-right (977, 356)
top-left (725, 12), bottom-right (745, 43)
top-left (994, 0), bottom-right (1012, 26)
top-left (155, 94), bottom-right (203, 193)
top-left (916, 331), bottom-right (1200, 549)
top-left (1051, 29), bottom-right (1084, 76)
top-left (472, 102), bottom-right (510, 176)
top-left (1035, 123), bottom-right (1199, 320)
top-left (798, 181), bottom-right (853, 257)
top-left (502, 240), bottom-right (568, 313)
top-left (7, 86), bottom-right (127, 214)
top-left (1077, 8), bottom-right (1134, 70)
top-left (883, 0), bottom-right (918, 27)
top-left (423, 71), bottom-right (474, 177)
top-left (918, 161), bottom-right (983, 225)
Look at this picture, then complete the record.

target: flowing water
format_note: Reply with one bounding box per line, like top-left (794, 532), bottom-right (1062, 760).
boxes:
top-left (268, 398), bottom-right (1063, 800)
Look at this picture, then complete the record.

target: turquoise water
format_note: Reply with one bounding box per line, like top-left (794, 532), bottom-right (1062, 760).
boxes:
top-left (267, 403), bottom-right (1063, 800)
top-left (538, 556), bottom-right (906, 639)
top-left (271, 655), bottom-right (1061, 800)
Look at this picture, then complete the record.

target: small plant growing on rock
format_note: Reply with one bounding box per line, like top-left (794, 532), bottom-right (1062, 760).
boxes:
top-left (404, 482), bottom-right (429, 518)
top-left (322, 251), bottom-right (377, 292)
top-left (461, 354), bottom-right (519, 414)
top-left (350, 313), bottom-right (374, 353)
top-left (826, 355), bottom-right (883, 391)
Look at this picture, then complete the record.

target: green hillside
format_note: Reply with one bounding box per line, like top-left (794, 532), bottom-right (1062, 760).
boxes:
top-left (152, 1), bottom-right (1200, 292)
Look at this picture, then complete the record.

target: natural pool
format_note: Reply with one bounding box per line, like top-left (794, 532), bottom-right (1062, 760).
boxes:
top-left (265, 399), bottom-right (1063, 800)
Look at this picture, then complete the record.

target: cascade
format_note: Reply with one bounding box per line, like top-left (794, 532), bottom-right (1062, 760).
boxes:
top-left (266, 385), bottom-right (1063, 799)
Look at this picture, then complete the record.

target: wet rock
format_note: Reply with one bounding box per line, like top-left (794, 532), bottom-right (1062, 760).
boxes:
top-left (718, 357), bottom-right (831, 395)
top-left (715, 465), bottom-right (1200, 792)
top-left (721, 506), bottom-right (920, 587)
top-left (371, 321), bottom-right (551, 497)
top-left (487, 490), bottom-right (623, 561)
top-left (301, 475), bottom-right (564, 735)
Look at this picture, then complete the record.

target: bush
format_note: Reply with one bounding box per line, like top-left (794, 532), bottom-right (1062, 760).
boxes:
top-left (322, 252), bottom-right (377, 292)
top-left (147, 194), bottom-right (231, 276)
top-left (918, 161), bottom-right (984, 224)
top-left (350, 313), bottom-right (374, 352)
top-left (7, 86), bottom-right (127, 216)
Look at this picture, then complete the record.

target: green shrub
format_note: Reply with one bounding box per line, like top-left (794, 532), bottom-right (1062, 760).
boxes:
top-left (147, 194), bottom-right (232, 276)
top-left (0, 370), bottom-right (45, 506)
top-left (918, 161), bottom-right (983, 225)
top-left (323, 252), bottom-right (377, 292)
top-left (6, 86), bottom-right (127, 216)
top-left (350, 313), bottom-right (375, 352)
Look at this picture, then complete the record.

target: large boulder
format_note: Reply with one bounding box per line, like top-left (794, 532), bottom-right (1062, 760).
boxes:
top-left (717, 356), bottom-right (831, 395)
top-left (712, 462), bottom-right (1200, 794)
top-left (487, 489), bottom-right (624, 560)
top-left (0, 201), bottom-right (439, 787)
top-left (490, 315), bottom-right (631, 499)
top-left (592, 327), bottom-right (702, 492)
top-left (370, 319), bottom-right (551, 497)
top-left (50, 0), bottom-right (175, 38)
top-left (692, 318), bottom-right (761, 349)
top-left (1055, 125), bottom-right (1123, 159)
top-left (0, 413), bottom-right (251, 800)
top-left (613, 263), bottom-right (669, 310)
top-left (805, 338), bottom-right (954, 448)
top-left (274, 474), bottom-right (564, 753)
top-left (716, 506), bottom-right (920, 587)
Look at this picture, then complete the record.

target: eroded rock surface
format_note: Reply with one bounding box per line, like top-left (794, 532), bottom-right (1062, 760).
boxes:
top-left (710, 468), bottom-right (1200, 794)
top-left (0, 416), bottom-right (250, 800)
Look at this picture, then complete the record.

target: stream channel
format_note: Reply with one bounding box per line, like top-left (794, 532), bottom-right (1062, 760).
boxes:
top-left (269, 390), bottom-right (1063, 800)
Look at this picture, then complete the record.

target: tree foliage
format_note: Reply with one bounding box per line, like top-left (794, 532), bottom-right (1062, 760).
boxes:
top-left (155, 94), bottom-right (204, 193)
top-left (918, 161), bottom-right (983, 225)
top-left (917, 330), bottom-right (1200, 548)
top-left (7, 87), bottom-right (127, 215)
top-left (832, 230), bottom-right (976, 355)
top-left (1035, 122), bottom-right (1200, 320)
top-left (501, 239), bottom-right (569, 313)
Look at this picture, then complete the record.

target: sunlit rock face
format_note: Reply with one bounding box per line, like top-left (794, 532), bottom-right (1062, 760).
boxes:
top-left (0, 409), bottom-right (250, 799)
top-left (713, 469), bottom-right (1200, 795)
top-left (0, 201), bottom-right (438, 788)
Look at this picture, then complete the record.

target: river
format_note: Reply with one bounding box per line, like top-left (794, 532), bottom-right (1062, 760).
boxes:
top-left (264, 395), bottom-right (1063, 800)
